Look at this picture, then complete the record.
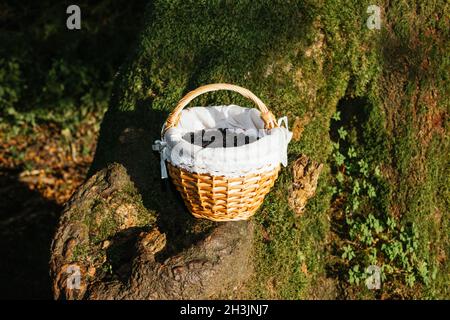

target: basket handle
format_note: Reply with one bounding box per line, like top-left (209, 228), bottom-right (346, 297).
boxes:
top-left (163, 83), bottom-right (277, 133)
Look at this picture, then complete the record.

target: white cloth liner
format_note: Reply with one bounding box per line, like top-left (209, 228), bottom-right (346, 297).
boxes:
top-left (154, 105), bottom-right (292, 178)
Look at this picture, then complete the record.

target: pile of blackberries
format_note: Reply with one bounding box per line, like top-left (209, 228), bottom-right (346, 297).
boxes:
top-left (183, 128), bottom-right (260, 148)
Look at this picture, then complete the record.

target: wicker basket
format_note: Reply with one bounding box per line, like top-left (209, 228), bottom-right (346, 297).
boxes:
top-left (161, 83), bottom-right (283, 221)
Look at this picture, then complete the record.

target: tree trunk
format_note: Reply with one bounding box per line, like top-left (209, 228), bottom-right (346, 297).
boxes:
top-left (50, 0), bottom-right (448, 299)
top-left (50, 163), bottom-right (254, 300)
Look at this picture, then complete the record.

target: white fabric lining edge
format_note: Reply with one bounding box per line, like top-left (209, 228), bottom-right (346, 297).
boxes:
top-left (154, 105), bottom-right (292, 178)
top-left (167, 160), bottom-right (280, 178)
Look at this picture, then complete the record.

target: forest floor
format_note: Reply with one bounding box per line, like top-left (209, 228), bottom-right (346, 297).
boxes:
top-left (0, 0), bottom-right (144, 298)
top-left (0, 108), bottom-right (103, 298)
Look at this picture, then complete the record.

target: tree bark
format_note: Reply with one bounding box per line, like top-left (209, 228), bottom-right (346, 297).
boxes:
top-left (50, 162), bottom-right (254, 300)
top-left (49, 0), bottom-right (331, 299)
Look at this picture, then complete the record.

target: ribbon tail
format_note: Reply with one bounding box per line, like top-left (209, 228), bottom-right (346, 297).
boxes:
top-left (277, 116), bottom-right (292, 167)
top-left (153, 140), bottom-right (169, 179)
top-left (160, 158), bottom-right (168, 179)
top-left (277, 116), bottom-right (288, 128)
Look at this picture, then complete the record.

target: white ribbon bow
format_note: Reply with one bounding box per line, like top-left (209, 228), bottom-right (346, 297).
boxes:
top-left (152, 140), bottom-right (168, 179)
top-left (277, 116), bottom-right (288, 129)
top-left (277, 116), bottom-right (292, 167)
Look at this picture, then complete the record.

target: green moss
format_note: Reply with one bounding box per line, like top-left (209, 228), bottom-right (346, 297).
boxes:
top-left (80, 180), bottom-right (156, 246)
top-left (93, 0), bottom-right (448, 299)
top-left (72, 243), bottom-right (89, 262)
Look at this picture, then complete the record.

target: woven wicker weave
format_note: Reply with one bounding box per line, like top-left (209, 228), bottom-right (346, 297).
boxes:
top-left (163, 83), bottom-right (281, 221)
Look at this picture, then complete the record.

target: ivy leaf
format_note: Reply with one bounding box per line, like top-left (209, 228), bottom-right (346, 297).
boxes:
top-left (358, 159), bottom-right (369, 177)
top-left (329, 186), bottom-right (338, 195)
top-left (338, 126), bottom-right (348, 140)
top-left (386, 216), bottom-right (396, 230)
top-left (332, 111), bottom-right (341, 121)
top-left (342, 245), bottom-right (356, 261)
top-left (334, 151), bottom-right (346, 166)
top-left (347, 146), bottom-right (357, 158)
top-left (374, 165), bottom-right (381, 177)
top-left (406, 273), bottom-right (416, 287)
top-left (417, 261), bottom-right (429, 285)
top-left (352, 197), bottom-right (360, 211)
top-left (352, 180), bottom-right (360, 195)
top-left (367, 184), bottom-right (376, 198)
